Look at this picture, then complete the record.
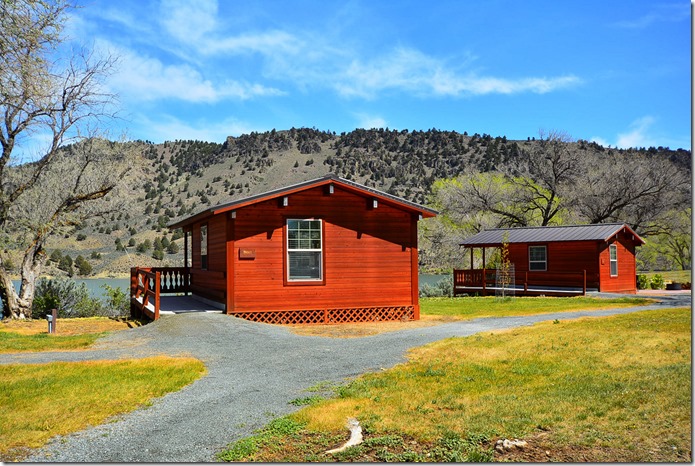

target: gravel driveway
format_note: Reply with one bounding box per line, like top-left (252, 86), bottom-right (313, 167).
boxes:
top-left (3, 293), bottom-right (689, 462)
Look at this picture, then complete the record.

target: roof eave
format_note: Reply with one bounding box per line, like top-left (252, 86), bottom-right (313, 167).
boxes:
top-left (168, 174), bottom-right (437, 229)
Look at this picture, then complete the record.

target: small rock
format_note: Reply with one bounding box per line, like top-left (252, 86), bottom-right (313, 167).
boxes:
top-left (496, 438), bottom-right (528, 452)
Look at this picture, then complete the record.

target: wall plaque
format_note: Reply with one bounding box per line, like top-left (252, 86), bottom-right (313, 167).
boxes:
top-left (239, 248), bottom-right (256, 260)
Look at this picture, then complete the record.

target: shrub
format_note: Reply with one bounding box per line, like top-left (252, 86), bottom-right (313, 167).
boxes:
top-left (100, 284), bottom-right (130, 317)
top-left (650, 274), bottom-right (665, 290)
top-left (420, 275), bottom-right (454, 297)
top-left (637, 274), bottom-right (649, 290)
top-left (32, 278), bottom-right (103, 319)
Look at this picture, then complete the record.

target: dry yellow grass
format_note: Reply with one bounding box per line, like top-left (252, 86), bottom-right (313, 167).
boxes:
top-left (0, 317), bottom-right (136, 336)
top-left (288, 308), bottom-right (690, 462)
top-left (0, 356), bottom-right (206, 461)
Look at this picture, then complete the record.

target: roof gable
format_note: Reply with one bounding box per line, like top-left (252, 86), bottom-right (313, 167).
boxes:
top-left (169, 174), bottom-right (437, 229)
top-left (460, 223), bottom-right (645, 247)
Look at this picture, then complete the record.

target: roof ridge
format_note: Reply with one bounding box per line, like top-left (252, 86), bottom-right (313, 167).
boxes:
top-left (486, 222), bottom-right (625, 231)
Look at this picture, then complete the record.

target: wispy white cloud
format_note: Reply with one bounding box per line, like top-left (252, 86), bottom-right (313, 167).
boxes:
top-left (612, 3), bottom-right (689, 29)
top-left (354, 113), bottom-right (387, 129)
top-left (102, 42), bottom-right (284, 103)
top-left (332, 47), bottom-right (581, 99)
top-left (592, 116), bottom-right (689, 150)
top-left (615, 116), bottom-right (657, 149)
top-left (592, 116), bottom-right (658, 149)
top-left (159, 0), bottom-right (218, 44)
top-left (136, 113), bottom-right (256, 143)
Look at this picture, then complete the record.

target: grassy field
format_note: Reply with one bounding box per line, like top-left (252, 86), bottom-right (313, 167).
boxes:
top-left (289, 296), bottom-right (654, 338)
top-left (219, 307), bottom-right (691, 462)
top-left (0, 356), bottom-right (206, 461)
top-left (0, 317), bottom-right (139, 353)
top-left (641, 270), bottom-right (692, 284)
top-left (421, 295), bottom-right (651, 318)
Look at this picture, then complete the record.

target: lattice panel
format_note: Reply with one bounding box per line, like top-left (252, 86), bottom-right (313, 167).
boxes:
top-left (231, 306), bottom-right (415, 325)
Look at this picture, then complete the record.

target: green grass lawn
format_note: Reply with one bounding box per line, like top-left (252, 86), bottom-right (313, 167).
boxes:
top-left (0, 331), bottom-right (104, 353)
top-left (420, 296), bottom-right (652, 320)
top-left (218, 307), bottom-right (691, 462)
top-left (0, 317), bottom-right (138, 353)
top-left (641, 270), bottom-right (691, 284)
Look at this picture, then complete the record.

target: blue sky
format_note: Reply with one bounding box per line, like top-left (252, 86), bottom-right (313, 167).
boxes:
top-left (69, 0), bottom-right (691, 149)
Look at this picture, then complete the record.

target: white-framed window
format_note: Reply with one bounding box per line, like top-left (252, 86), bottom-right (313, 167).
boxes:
top-left (529, 245), bottom-right (547, 271)
top-left (287, 219), bottom-right (322, 281)
top-left (609, 244), bottom-right (618, 276)
top-left (200, 224), bottom-right (208, 270)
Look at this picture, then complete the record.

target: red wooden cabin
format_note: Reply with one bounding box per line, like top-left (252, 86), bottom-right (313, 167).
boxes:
top-left (131, 175), bottom-right (437, 324)
top-left (454, 223), bottom-right (645, 296)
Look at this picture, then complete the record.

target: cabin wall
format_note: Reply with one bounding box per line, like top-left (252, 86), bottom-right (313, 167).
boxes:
top-left (505, 241), bottom-right (601, 289)
top-left (189, 214), bottom-right (228, 304)
top-left (598, 233), bottom-right (638, 293)
top-left (230, 185), bottom-right (417, 313)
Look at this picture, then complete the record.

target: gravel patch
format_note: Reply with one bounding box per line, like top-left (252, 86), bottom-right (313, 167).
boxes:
top-left (3, 293), bottom-right (689, 462)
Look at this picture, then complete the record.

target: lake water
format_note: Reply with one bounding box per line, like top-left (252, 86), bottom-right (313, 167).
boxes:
top-left (0, 278), bottom-right (130, 318)
top-left (1, 275), bottom-right (451, 317)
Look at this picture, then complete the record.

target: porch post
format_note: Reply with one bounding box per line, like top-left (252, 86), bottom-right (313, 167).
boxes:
top-left (184, 229), bottom-right (189, 268)
top-left (225, 212), bottom-right (236, 314)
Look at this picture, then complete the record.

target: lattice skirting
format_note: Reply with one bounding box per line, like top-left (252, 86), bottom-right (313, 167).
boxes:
top-left (231, 306), bottom-right (416, 325)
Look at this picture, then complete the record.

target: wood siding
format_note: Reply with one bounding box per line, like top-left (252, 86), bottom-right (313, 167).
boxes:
top-left (190, 214), bottom-right (228, 303)
top-left (191, 186), bottom-right (419, 316)
top-left (597, 232), bottom-right (638, 293)
top-left (503, 235), bottom-right (638, 293)
top-left (505, 241), bottom-right (601, 288)
top-left (229, 185), bottom-right (417, 313)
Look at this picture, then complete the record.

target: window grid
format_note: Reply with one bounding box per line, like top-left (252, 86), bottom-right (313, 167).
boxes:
top-left (287, 219), bottom-right (322, 281)
top-left (529, 245), bottom-right (547, 271)
top-left (609, 244), bottom-right (618, 276)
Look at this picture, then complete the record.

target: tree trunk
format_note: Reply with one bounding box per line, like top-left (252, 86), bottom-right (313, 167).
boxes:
top-left (0, 241), bottom-right (46, 319)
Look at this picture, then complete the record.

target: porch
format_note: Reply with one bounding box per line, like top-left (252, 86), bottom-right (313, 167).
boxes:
top-left (130, 267), bottom-right (222, 320)
top-left (453, 269), bottom-right (599, 297)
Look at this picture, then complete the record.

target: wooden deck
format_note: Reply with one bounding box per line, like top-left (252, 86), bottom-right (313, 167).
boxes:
top-left (131, 267), bottom-right (196, 320)
top-left (453, 269), bottom-right (597, 297)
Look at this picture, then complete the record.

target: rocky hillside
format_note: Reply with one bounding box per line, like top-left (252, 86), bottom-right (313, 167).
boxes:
top-left (30, 128), bottom-right (690, 278)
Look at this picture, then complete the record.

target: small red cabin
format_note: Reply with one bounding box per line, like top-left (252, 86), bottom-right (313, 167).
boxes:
top-left (132, 175), bottom-right (437, 324)
top-left (454, 223), bottom-right (645, 296)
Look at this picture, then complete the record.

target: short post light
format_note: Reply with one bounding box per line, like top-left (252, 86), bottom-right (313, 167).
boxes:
top-left (46, 308), bottom-right (57, 334)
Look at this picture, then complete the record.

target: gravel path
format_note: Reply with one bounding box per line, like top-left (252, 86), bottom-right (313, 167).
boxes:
top-left (4, 293), bottom-right (689, 462)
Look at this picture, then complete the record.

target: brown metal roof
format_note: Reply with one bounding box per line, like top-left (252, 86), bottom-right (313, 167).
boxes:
top-left (460, 223), bottom-right (645, 247)
top-left (169, 174), bottom-right (438, 229)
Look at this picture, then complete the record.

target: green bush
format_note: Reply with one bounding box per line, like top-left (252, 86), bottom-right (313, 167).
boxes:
top-left (650, 274), bottom-right (665, 290)
top-left (32, 278), bottom-right (103, 319)
top-left (100, 284), bottom-right (130, 317)
top-left (420, 275), bottom-right (453, 297)
top-left (637, 274), bottom-right (649, 290)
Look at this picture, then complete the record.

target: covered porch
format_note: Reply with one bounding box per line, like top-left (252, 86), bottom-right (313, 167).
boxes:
top-left (453, 245), bottom-right (597, 297)
top-left (130, 267), bottom-right (224, 320)
top-left (452, 268), bottom-right (596, 297)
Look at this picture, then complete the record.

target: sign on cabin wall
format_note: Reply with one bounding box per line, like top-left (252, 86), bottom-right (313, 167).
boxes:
top-left (239, 248), bottom-right (256, 260)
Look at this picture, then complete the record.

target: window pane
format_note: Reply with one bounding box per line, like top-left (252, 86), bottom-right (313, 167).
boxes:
top-left (529, 246), bottom-right (546, 271)
top-left (288, 251), bottom-right (321, 280)
top-left (529, 246), bottom-right (545, 261)
top-left (200, 225), bottom-right (208, 256)
top-left (287, 219), bottom-right (323, 280)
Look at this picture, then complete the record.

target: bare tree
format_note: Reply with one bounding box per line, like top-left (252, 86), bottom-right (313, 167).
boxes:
top-left (572, 150), bottom-right (690, 235)
top-left (500, 130), bottom-right (579, 226)
top-left (0, 0), bottom-right (130, 319)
